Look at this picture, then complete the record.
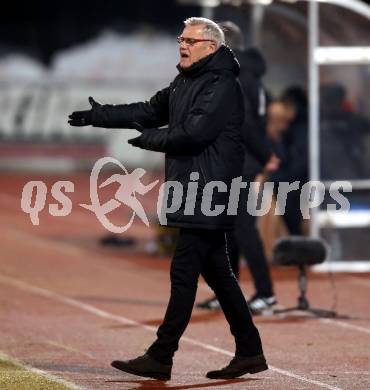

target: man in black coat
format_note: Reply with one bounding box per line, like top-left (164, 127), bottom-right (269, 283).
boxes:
top-left (69, 17), bottom-right (267, 381)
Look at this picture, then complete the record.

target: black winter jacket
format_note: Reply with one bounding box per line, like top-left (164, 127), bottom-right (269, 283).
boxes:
top-left (91, 45), bottom-right (245, 230)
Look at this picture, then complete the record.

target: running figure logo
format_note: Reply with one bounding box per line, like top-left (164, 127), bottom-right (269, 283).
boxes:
top-left (80, 157), bottom-right (159, 233)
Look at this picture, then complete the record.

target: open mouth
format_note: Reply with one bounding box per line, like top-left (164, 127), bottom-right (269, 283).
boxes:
top-left (180, 53), bottom-right (189, 59)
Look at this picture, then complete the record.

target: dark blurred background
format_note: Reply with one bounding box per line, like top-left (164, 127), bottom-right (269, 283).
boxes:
top-left (0, 0), bottom-right (199, 65)
top-left (1, 0), bottom-right (370, 65)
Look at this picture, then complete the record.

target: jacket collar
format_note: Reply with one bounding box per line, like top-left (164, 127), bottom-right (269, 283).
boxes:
top-left (176, 45), bottom-right (239, 78)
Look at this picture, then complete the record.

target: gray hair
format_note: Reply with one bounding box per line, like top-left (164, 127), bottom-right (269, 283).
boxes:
top-left (184, 17), bottom-right (225, 48)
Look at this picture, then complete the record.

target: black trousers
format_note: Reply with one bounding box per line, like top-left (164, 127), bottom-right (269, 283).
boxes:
top-left (281, 189), bottom-right (304, 235)
top-left (147, 228), bottom-right (263, 365)
top-left (231, 185), bottom-right (274, 298)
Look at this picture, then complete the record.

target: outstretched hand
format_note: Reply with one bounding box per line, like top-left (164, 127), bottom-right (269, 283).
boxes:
top-left (68, 97), bottom-right (100, 127)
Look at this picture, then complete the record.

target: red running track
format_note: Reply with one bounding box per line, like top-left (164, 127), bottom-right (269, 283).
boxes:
top-left (0, 172), bottom-right (370, 389)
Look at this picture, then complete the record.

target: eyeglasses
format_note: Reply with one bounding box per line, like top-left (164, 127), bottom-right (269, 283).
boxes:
top-left (177, 36), bottom-right (215, 46)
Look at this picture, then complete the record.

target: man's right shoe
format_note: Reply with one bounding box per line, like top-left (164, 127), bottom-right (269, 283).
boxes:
top-left (111, 353), bottom-right (172, 381)
top-left (206, 354), bottom-right (268, 379)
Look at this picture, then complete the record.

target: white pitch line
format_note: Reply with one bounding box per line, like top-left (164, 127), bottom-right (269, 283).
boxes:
top-left (273, 305), bottom-right (370, 335)
top-left (322, 270), bottom-right (370, 336)
top-left (320, 318), bottom-right (370, 335)
top-left (0, 351), bottom-right (82, 390)
top-left (0, 274), bottom-right (342, 390)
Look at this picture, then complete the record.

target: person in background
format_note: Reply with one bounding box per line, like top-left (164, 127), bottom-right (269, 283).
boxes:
top-left (269, 86), bottom-right (309, 236)
top-left (266, 99), bottom-right (292, 145)
top-left (320, 83), bottom-right (368, 181)
top-left (197, 21), bottom-right (279, 314)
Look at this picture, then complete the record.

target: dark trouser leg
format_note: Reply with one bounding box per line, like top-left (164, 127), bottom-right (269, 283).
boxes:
top-left (226, 231), bottom-right (240, 279)
top-left (201, 231), bottom-right (263, 357)
top-left (235, 188), bottom-right (274, 297)
top-left (282, 189), bottom-right (304, 235)
top-left (147, 228), bottom-right (210, 364)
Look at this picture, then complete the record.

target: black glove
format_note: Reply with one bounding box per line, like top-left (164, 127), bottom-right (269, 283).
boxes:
top-left (128, 122), bottom-right (147, 147)
top-left (68, 96), bottom-right (100, 126)
top-left (128, 135), bottom-right (143, 148)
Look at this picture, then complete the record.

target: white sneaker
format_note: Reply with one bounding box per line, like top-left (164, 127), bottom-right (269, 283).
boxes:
top-left (248, 295), bottom-right (277, 314)
top-left (196, 296), bottom-right (221, 310)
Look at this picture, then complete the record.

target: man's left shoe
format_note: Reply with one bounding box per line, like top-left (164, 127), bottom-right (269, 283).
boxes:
top-left (206, 354), bottom-right (268, 379)
top-left (111, 353), bottom-right (172, 381)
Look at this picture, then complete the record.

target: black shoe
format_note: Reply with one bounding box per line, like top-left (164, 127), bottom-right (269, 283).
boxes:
top-left (196, 296), bottom-right (221, 310)
top-left (111, 353), bottom-right (172, 381)
top-left (206, 354), bottom-right (268, 379)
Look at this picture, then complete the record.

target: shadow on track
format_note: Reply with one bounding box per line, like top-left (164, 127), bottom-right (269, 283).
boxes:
top-left (105, 377), bottom-right (260, 389)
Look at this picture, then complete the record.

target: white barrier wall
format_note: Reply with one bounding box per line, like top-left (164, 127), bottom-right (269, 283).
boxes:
top-left (0, 31), bottom-right (179, 168)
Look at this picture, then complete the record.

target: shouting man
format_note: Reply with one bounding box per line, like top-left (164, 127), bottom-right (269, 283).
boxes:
top-left (69, 17), bottom-right (268, 381)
